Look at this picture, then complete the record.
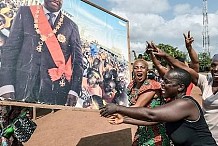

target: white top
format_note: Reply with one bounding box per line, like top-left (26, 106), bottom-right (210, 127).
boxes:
top-left (197, 73), bottom-right (218, 144)
top-left (42, 6), bottom-right (60, 25)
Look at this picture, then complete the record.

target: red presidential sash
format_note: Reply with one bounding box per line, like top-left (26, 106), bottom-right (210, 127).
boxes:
top-left (30, 5), bottom-right (72, 82)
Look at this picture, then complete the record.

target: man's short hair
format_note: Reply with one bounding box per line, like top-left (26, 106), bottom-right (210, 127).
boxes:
top-left (167, 68), bottom-right (191, 88)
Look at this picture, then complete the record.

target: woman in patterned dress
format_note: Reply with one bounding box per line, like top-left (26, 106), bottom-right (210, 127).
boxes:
top-left (126, 59), bottom-right (170, 146)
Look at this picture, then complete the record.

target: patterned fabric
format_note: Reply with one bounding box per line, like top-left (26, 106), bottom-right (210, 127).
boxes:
top-left (127, 79), bottom-right (161, 106)
top-left (127, 79), bottom-right (171, 146)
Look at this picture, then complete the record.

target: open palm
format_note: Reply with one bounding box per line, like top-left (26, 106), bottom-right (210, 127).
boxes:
top-left (108, 114), bottom-right (124, 125)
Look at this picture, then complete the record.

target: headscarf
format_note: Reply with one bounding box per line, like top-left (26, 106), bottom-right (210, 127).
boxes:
top-left (212, 54), bottom-right (218, 62)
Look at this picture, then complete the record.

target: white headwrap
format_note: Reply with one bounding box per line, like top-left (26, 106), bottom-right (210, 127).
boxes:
top-left (212, 54), bottom-right (218, 62)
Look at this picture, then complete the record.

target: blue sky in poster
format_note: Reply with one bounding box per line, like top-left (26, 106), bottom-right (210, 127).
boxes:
top-left (61, 0), bottom-right (129, 61)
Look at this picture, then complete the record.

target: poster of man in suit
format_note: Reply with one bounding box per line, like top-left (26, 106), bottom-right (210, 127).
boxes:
top-left (0, 0), bottom-right (130, 108)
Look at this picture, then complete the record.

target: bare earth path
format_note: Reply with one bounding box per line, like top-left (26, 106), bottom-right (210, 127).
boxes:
top-left (24, 109), bottom-right (137, 146)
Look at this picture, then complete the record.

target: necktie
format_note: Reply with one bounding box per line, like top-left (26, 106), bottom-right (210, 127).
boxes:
top-left (47, 13), bottom-right (55, 28)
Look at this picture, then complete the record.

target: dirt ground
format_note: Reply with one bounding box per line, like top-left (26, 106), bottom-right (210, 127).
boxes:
top-left (24, 109), bottom-right (137, 146)
top-left (23, 86), bottom-right (202, 146)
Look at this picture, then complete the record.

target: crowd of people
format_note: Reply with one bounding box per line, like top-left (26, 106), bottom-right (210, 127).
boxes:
top-left (0, 0), bottom-right (22, 47)
top-left (0, 0), bottom-right (217, 146)
top-left (76, 40), bottom-right (130, 109)
top-left (100, 31), bottom-right (218, 146)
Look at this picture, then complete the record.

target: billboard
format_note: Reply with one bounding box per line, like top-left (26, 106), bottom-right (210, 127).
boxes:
top-left (0, 0), bottom-right (130, 109)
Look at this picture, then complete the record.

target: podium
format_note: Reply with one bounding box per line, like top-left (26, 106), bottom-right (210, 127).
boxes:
top-left (24, 109), bottom-right (136, 146)
top-left (0, 101), bottom-right (137, 146)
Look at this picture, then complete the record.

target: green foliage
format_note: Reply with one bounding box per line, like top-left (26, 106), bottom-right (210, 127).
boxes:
top-left (198, 52), bottom-right (211, 71)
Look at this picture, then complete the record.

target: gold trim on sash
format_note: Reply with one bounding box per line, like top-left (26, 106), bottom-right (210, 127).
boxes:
top-left (30, 5), bottom-right (72, 86)
top-left (33, 5), bottom-right (64, 52)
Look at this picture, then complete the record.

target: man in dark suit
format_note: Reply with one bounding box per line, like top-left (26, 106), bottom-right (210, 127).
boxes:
top-left (0, 0), bottom-right (83, 106)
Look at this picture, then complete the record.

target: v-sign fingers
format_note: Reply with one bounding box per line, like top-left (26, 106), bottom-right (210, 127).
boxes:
top-left (146, 41), bottom-right (152, 48)
top-left (183, 33), bottom-right (187, 39)
top-left (188, 31), bottom-right (190, 38)
top-left (151, 41), bottom-right (157, 49)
